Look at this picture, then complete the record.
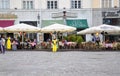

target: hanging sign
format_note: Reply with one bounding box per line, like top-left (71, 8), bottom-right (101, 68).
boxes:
top-left (0, 13), bottom-right (17, 19)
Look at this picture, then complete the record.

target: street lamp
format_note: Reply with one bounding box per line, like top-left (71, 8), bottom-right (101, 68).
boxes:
top-left (63, 7), bottom-right (66, 18)
top-left (37, 13), bottom-right (40, 27)
top-left (63, 7), bottom-right (66, 25)
top-left (37, 13), bottom-right (40, 43)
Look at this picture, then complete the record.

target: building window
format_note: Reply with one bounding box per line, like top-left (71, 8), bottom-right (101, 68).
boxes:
top-left (71, 0), bottom-right (81, 9)
top-left (102, 0), bottom-right (112, 8)
top-left (22, 0), bottom-right (34, 9)
top-left (0, 0), bottom-right (10, 9)
top-left (47, 0), bottom-right (58, 9)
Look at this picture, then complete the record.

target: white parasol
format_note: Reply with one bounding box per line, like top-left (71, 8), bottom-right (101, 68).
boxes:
top-left (4, 23), bottom-right (41, 48)
top-left (77, 24), bottom-right (120, 35)
top-left (41, 23), bottom-right (76, 33)
top-left (0, 27), bottom-right (4, 32)
top-left (4, 23), bottom-right (41, 33)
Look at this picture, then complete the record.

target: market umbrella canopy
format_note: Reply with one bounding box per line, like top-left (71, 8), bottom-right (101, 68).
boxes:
top-left (77, 24), bottom-right (120, 35)
top-left (4, 23), bottom-right (41, 49)
top-left (4, 23), bottom-right (41, 33)
top-left (77, 26), bottom-right (101, 34)
top-left (41, 23), bottom-right (76, 33)
top-left (0, 27), bottom-right (4, 32)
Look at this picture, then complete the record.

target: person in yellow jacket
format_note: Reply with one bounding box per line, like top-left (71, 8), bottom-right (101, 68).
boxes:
top-left (52, 38), bottom-right (58, 52)
top-left (6, 37), bottom-right (12, 50)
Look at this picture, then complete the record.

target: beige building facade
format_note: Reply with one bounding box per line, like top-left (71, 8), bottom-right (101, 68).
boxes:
top-left (0, 0), bottom-right (120, 42)
top-left (92, 0), bottom-right (120, 8)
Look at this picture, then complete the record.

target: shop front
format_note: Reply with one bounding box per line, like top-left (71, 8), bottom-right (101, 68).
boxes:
top-left (66, 19), bottom-right (89, 31)
top-left (102, 10), bottom-right (120, 42)
top-left (0, 13), bottom-right (17, 38)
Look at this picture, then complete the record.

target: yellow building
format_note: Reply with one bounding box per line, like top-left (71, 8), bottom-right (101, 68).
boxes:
top-left (92, 0), bottom-right (120, 8)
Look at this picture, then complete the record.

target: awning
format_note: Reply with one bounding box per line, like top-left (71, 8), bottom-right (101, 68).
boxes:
top-left (41, 20), bottom-right (64, 27)
top-left (66, 19), bottom-right (88, 29)
top-left (0, 20), bottom-right (14, 27)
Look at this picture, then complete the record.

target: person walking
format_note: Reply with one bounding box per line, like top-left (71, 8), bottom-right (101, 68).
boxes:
top-left (1, 35), bottom-right (6, 54)
top-left (0, 37), bottom-right (2, 53)
top-left (95, 36), bottom-right (100, 46)
top-left (52, 37), bottom-right (58, 52)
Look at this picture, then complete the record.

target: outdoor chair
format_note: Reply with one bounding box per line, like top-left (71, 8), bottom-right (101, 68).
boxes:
top-left (36, 43), bottom-right (41, 49)
top-left (112, 42), bottom-right (118, 50)
top-left (41, 42), bottom-right (47, 49)
top-left (59, 41), bottom-right (64, 49)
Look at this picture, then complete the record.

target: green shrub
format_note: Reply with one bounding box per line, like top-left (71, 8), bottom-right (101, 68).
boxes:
top-left (68, 35), bottom-right (76, 42)
top-left (63, 34), bottom-right (84, 44)
top-left (76, 35), bottom-right (84, 44)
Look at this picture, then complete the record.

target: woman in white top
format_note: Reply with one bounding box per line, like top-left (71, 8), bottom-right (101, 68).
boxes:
top-left (1, 35), bottom-right (6, 54)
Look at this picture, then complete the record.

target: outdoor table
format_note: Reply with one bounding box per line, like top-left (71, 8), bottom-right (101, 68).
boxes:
top-left (105, 43), bottom-right (113, 48)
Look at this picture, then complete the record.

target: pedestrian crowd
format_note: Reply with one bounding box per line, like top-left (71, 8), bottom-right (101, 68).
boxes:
top-left (0, 34), bottom-right (37, 54)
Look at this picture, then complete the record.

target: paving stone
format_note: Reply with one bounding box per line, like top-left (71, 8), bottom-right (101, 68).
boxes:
top-left (0, 51), bottom-right (120, 76)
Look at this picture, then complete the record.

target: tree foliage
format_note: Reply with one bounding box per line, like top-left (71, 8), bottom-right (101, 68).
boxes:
top-left (63, 34), bottom-right (84, 44)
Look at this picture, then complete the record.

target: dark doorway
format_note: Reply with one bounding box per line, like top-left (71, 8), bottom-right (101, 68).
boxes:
top-left (7, 33), bottom-right (13, 38)
top-left (44, 33), bottom-right (52, 42)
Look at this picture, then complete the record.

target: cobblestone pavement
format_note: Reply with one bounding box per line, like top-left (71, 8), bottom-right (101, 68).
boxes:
top-left (0, 51), bottom-right (120, 76)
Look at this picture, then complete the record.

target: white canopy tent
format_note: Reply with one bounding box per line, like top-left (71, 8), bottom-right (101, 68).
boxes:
top-left (0, 27), bottom-right (4, 32)
top-left (41, 23), bottom-right (76, 33)
top-left (4, 23), bottom-right (41, 33)
top-left (41, 23), bottom-right (76, 40)
top-left (77, 24), bottom-right (120, 35)
top-left (77, 24), bottom-right (120, 42)
top-left (4, 23), bottom-right (41, 47)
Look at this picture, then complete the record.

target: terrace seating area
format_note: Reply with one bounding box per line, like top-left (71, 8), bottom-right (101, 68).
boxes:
top-left (79, 41), bottom-right (120, 50)
top-left (36, 41), bottom-right (120, 51)
top-left (37, 41), bottom-right (77, 49)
